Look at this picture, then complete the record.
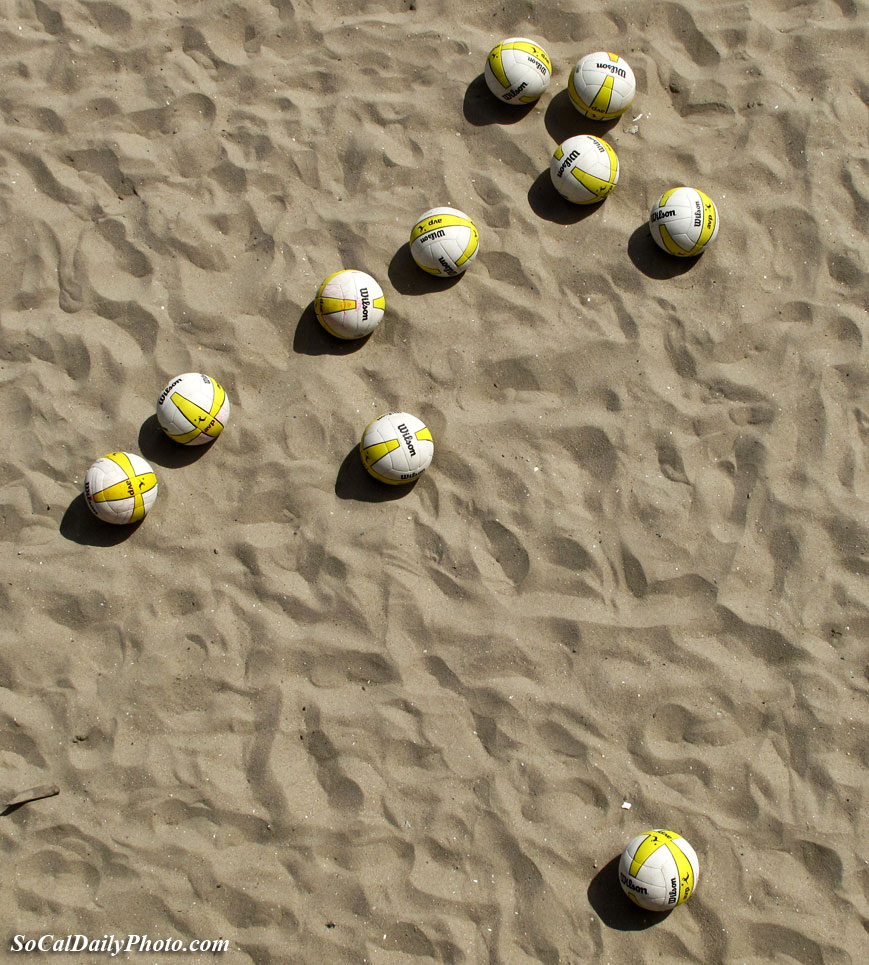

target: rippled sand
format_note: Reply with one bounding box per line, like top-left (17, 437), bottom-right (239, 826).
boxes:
top-left (1, 1), bottom-right (866, 962)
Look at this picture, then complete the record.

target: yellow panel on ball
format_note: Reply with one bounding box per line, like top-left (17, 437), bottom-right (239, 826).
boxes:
top-left (649, 186), bottom-right (719, 256)
top-left (618, 830), bottom-right (700, 911)
top-left (484, 37), bottom-right (552, 104)
top-left (550, 135), bottom-right (619, 204)
top-left (315, 269), bottom-right (385, 339)
top-left (360, 412), bottom-right (434, 485)
top-left (156, 373), bottom-right (230, 446)
top-left (409, 207), bottom-right (479, 277)
top-left (84, 451), bottom-right (158, 525)
top-left (568, 51), bottom-right (636, 120)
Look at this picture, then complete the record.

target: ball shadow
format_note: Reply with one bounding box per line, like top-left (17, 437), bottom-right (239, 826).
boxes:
top-left (627, 224), bottom-right (698, 279)
top-left (138, 414), bottom-right (211, 468)
top-left (388, 243), bottom-right (463, 296)
top-left (59, 493), bottom-right (143, 546)
top-left (527, 171), bottom-right (604, 225)
top-left (293, 301), bottom-right (372, 356)
top-left (335, 446), bottom-right (419, 503)
top-left (462, 73), bottom-right (536, 126)
top-left (587, 856), bottom-right (671, 931)
top-left (544, 89), bottom-right (622, 144)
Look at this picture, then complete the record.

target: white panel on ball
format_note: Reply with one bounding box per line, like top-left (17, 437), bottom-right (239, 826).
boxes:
top-left (550, 135), bottom-right (619, 204)
top-left (156, 373), bottom-right (230, 446)
top-left (315, 269), bottom-right (385, 339)
top-left (409, 207), bottom-right (479, 277)
top-left (484, 37), bottom-right (552, 104)
top-left (84, 451), bottom-right (158, 525)
top-left (360, 412), bottom-right (434, 484)
top-left (649, 187), bottom-right (719, 256)
top-left (618, 830), bottom-right (700, 911)
top-left (568, 51), bottom-right (636, 120)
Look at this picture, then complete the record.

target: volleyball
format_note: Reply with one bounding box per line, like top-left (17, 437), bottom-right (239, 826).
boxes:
top-left (360, 412), bottom-right (434, 485)
top-left (409, 207), bottom-right (479, 277)
top-left (315, 269), bottom-right (385, 339)
top-left (550, 134), bottom-right (619, 204)
top-left (568, 51), bottom-right (636, 120)
top-left (156, 372), bottom-right (230, 446)
top-left (649, 186), bottom-right (720, 256)
top-left (484, 37), bottom-right (552, 104)
top-left (83, 451), bottom-right (158, 525)
top-left (618, 830), bottom-right (700, 912)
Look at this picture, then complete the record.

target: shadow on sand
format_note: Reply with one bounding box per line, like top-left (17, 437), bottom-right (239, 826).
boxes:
top-left (388, 243), bottom-right (464, 296)
top-left (59, 493), bottom-right (144, 546)
top-left (335, 446), bottom-right (420, 503)
top-left (138, 415), bottom-right (213, 468)
top-left (627, 224), bottom-right (699, 280)
top-left (293, 301), bottom-right (372, 355)
top-left (462, 73), bottom-right (537, 126)
top-left (528, 170), bottom-right (609, 225)
top-left (587, 856), bottom-right (672, 930)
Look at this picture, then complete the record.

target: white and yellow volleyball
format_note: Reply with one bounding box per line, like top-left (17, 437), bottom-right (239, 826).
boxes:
top-left (156, 372), bottom-right (230, 446)
top-left (409, 207), bottom-right (479, 277)
top-left (484, 37), bottom-right (552, 104)
top-left (568, 51), bottom-right (636, 120)
top-left (360, 412), bottom-right (434, 485)
top-left (550, 134), bottom-right (619, 204)
top-left (649, 186), bottom-right (719, 257)
top-left (315, 269), bottom-right (385, 339)
top-left (84, 451), bottom-right (158, 525)
top-left (619, 830), bottom-right (700, 912)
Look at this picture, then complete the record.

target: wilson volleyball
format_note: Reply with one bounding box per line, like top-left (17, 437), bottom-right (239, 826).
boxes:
top-left (484, 37), bottom-right (552, 104)
top-left (156, 372), bottom-right (230, 446)
top-left (649, 186), bottom-right (720, 257)
top-left (409, 207), bottom-right (479, 277)
top-left (568, 51), bottom-right (636, 120)
top-left (618, 830), bottom-right (700, 912)
top-left (315, 269), bottom-right (385, 339)
top-left (83, 451), bottom-right (158, 525)
top-left (360, 412), bottom-right (434, 485)
top-left (550, 135), bottom-right (619, 204)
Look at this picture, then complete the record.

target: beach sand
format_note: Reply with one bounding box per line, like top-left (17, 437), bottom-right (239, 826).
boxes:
top-left (1, 0), bottom-right (866, 961)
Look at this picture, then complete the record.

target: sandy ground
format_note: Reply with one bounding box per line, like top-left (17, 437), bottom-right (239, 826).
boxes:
top-left (1, 0), bottom-right (867, 962)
